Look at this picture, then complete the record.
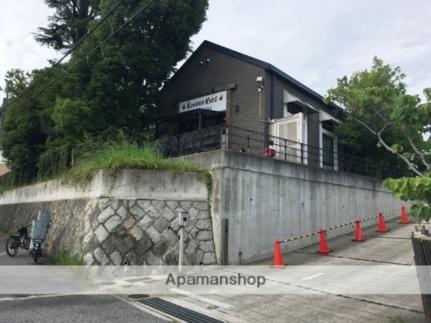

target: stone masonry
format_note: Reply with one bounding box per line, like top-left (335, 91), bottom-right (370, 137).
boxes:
top-left (0, 170), bottom-right (216, 265)
top-left (81, 198), bottom-right (216, 265)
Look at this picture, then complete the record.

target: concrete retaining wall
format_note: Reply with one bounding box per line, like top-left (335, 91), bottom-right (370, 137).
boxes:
top-left (0, 169), bottom-right (206, 204)
top-left (0, 170), bottom-right (216, 265)
top-left (0, 153), bottom-right (403, 266)
top-left (180, 150), bottom-right (403, 264)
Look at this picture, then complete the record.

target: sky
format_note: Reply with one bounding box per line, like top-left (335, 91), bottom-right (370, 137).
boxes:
top-left (0, 1), bottom-right (59, 100)
top-left (0, 0), bottom-right (430, 102)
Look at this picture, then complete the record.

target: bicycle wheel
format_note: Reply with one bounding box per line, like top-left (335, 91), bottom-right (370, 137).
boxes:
top-left (33, 244), bottom-right (41, 263)
top-left (5, 237), bottom-right (18, 257)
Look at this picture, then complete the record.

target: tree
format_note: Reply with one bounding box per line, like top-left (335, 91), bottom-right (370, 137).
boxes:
top-left (334, 114), bottom-right (411, 175)
top-left (1, 70), bottom-right (47, 182)
top-left (35, 0), bottom-right (100, 51)
top-left (1, 0), bottom-right (209, 184)
top-left (64, 0), bottom-right (209, 136)
top-left (326, 58), bottom-right (431, 220)
top-left (327, 57), bottom-right (431, 177)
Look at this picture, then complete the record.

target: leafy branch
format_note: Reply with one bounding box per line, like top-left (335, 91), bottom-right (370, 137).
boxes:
top-left (326, 57), bottom-right (431, 221)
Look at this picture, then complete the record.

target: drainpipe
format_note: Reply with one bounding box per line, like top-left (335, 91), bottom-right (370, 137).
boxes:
top-left (263, 72), bottom-right (275, 146)
top-left (270, 72), bottom-right (275, 120)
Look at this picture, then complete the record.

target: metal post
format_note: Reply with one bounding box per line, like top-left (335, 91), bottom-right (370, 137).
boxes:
top-left (177, 135), bottom-right (180, 156)
top-left (301, 143), bottom-right (304, 164)
top-left (178, 212), bottom-right (189, 273)
top-left (198, 128), bottom-right (203, 153)
top-left (179, 226), bottom-right (184, 273)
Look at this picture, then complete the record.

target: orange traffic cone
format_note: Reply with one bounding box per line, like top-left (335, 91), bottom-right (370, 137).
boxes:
top-left (353, 220), bottom-right (366, 242)
top-left (317, 229), bottom-right (333, 254)
top-left (376, 212), bottom-right (389, 233)
top-left (272, 240), bottom-right (285, 268)
top-left (400, 206), bottom-right (410, 224)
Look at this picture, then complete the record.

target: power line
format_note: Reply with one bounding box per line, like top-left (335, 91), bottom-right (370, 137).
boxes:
top-left (0, 0), bottom-right (156, 150)
top-left (16, 0), bottom-right (155, 109)
top-left (1, 0), bottom-right (123, 114)
top-left (34, 0), bottom-right (124, 85)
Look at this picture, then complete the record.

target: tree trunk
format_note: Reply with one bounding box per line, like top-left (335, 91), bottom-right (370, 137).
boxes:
top-left (74, 0), bottom-right (90, 44)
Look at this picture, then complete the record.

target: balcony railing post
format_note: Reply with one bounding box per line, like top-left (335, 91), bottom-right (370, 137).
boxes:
top-left (301, 143), bottom-right (304, 164)
top-left (199, 129), bottom-right (203, 152)
top-left (177, 135), bottom-right (181, 156)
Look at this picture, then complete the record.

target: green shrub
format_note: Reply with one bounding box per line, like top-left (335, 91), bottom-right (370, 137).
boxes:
top-left (54, 251), bottom-right (84, 265)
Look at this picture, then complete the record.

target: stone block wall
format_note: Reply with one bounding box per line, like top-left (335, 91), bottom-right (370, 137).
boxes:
top-left (81, 198), bottom-right (216, 265)
top-left (0, 170), bottom-right (217, 265)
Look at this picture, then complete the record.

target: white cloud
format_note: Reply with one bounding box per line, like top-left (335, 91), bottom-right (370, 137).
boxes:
top-left (1, 0), bottom-right (430, 103)
top-left (191, 0), bottom-right (431, 97)
top-left (0, 1), bottom-right (59, 100)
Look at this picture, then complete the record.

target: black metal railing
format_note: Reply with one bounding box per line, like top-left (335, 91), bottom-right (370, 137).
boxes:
top-left (155, 125), bottom-right (224, 157)
top-left (226, 125), bottom-right (409, 178)
top-left (156, 124), bottom-right (410, 179)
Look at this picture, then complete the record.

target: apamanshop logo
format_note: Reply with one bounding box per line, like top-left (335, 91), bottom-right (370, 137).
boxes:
top-left (166, 273), bottom-right (266, 288)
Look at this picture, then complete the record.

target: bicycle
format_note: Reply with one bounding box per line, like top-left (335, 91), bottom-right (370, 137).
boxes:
top-left (5, 225), bottom-right (31, 257)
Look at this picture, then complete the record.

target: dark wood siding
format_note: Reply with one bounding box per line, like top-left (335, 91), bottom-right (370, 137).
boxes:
top-left (159, 47), bottom-right (268, 135)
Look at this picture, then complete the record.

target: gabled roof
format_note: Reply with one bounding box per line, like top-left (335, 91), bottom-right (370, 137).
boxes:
top-left (173, 40), bottom-right (340, 111)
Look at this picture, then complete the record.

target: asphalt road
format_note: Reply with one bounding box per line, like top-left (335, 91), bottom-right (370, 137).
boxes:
top-left (0, 295), bottom-right (168, 323)
top-left (0, 232), bottom-right (171, 323)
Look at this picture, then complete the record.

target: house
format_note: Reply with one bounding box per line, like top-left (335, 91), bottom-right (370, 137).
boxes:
top-left (158, 41), bottom-right (343, 170)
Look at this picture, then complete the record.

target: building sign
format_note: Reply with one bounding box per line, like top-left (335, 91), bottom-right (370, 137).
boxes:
top-left (178, 91), bottom-right (227, 114)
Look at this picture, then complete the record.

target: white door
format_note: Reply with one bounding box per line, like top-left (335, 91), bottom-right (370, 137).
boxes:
top-left (271, 113), bottom-right (303, 163)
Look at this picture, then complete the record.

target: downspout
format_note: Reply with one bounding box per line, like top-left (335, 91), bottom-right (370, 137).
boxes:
top-left (270, 72), bottom-right (275, 120)
top-left (264, 71), bottom-right (275, 146)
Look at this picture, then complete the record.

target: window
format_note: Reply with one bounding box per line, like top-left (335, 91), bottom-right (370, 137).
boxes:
top-left (322, 120), bottom-right (334, 132)
top-left (286, 102), bottom-right (303, 116)
top-left (322, 134), bottom-right (334, 169)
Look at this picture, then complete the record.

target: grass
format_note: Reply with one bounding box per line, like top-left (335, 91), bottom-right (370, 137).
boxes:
top-left (54, 251), bottom-right (84, 265)
top-left (61, 142), bottom-right (202, 185)
top-left (0, 143), bottom-right (202, 192)
top-left (0, 142), bottom-right (212, 204)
